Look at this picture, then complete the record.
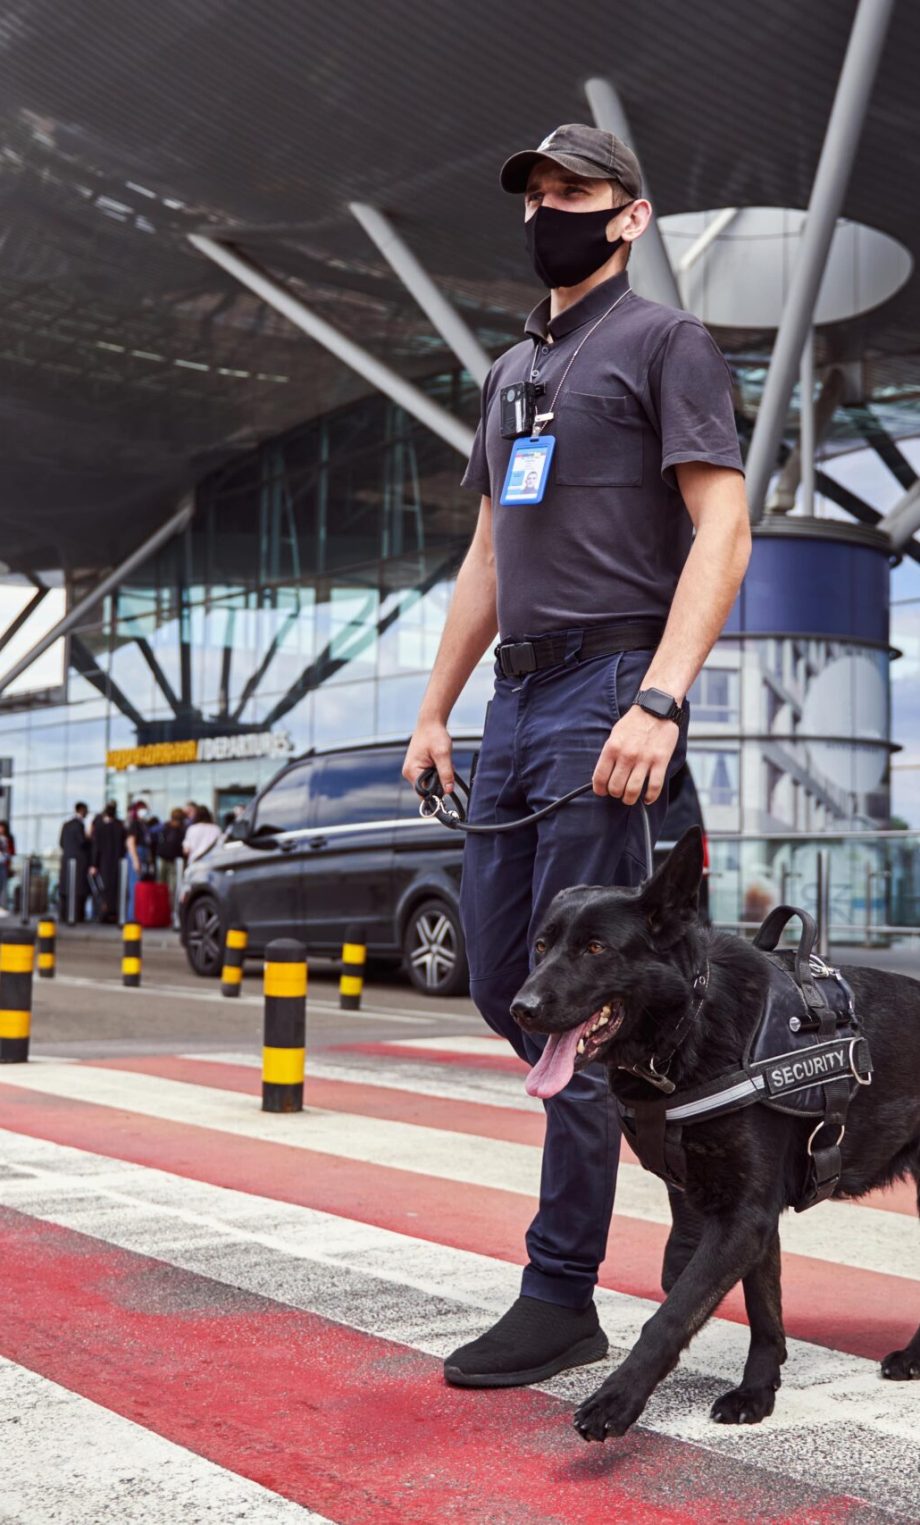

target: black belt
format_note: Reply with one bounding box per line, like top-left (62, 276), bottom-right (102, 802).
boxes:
top-left (496, 622), bottom-right (664, 679)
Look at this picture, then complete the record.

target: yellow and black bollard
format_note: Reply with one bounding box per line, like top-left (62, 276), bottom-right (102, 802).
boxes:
top-left (37, 918), bottom-right (56, 980)
top-left (122, 922), bottom-right (142, 987)
top-left (0, 927), bottom-right (36, 1063)
top-left (339, 923), bottom-right (367, 1012)
top-left (262, 938), bottom-right (307, 1113)
top-left (221, 927), bottom-right (248, 998)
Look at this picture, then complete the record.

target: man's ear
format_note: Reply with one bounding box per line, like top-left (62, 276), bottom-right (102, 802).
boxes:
top-left (639, 826), bottom-right (703, 946)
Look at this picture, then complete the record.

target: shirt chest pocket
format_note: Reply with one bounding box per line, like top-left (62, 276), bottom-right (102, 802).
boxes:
top-left (554, 391), bottom-right (645, 487)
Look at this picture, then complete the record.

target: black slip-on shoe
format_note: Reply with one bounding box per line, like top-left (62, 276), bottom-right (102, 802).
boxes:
top-left (443, 1295), bottom-right (608, 1388)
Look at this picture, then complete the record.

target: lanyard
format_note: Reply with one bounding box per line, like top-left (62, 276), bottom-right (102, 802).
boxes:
top-left (528, 287), bottom-right (633, 438)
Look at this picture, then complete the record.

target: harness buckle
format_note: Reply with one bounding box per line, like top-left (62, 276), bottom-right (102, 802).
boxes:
top-left (500, 641), bottom-right (537, 677)
top-left (848, 1037), bottom-right (873, 1086)
top-left (624, 1056), bottom-right (676, 1094)
top-left (806, 1119), bottom-right (845, 1156)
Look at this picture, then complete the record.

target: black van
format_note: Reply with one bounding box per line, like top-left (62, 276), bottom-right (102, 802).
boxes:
top-left (179, 737), bottom-right (707, 996)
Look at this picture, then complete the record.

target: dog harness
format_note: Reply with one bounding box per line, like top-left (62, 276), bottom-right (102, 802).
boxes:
top-left (617, 906), bottom-right (873, 1212)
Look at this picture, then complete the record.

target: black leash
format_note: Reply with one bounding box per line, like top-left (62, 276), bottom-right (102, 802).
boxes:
top-left (414, 766), bottom-right (654, 876)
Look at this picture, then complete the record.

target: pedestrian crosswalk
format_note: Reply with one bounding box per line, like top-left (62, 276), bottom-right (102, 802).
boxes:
top-left (0, 1032), bottom-right (918, 1522)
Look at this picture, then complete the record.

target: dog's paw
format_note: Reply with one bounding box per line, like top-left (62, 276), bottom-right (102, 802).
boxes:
top-left (573, 1377), bottom-right (644, 1442)
top-left (710, 1383), bottom-right (777, 1425)
top-left (881, 1347), bottom-right (920, 1381)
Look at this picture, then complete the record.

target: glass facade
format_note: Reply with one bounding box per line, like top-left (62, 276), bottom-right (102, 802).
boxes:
top-left (0, 367), bottom-right (900, 878)
top-left (0, 372), bottom-right (493, 854)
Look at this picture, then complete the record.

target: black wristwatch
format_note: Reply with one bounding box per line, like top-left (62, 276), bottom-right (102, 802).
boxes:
top-left (634, 687), bottom-right (684, 724)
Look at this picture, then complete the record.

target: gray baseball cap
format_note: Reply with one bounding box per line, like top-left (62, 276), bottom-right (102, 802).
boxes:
top-left (500, 123), bottom-right (642, 199)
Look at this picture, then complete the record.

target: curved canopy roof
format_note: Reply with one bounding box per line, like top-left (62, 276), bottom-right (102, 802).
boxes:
top-left (0, 0), bottom-right (917, 572)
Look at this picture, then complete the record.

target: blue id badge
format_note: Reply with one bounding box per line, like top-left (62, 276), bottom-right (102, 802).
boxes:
top-left (499, 434), bottom-right (556, 506)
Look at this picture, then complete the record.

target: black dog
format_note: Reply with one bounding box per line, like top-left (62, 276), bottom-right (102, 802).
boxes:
top-left (510, 826), bottom-right (920, 1441)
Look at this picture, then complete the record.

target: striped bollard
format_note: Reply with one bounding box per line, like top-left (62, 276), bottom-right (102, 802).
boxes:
top-left (0, 927), bottom-right (36, 1063)
top-left (262, 938), bottom-right (307, 1113)
top-left (37, 918), bottom-right (56, 979)
top-left (339, 923), bottom-right (367, 1012)
top-left (221, 927), bottom-right (248, 997)
top-left (122, 922), bottom-right (142, 987)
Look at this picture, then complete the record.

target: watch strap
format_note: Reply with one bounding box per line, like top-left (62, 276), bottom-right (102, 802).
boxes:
top-left (635, 687), bottom-right (684, 724)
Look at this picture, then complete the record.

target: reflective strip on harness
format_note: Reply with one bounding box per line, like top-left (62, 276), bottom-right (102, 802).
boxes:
top-left (627, 1037), bottom-right (872, 1129)
top-left (665, 1074), bottom-right (765, 1122)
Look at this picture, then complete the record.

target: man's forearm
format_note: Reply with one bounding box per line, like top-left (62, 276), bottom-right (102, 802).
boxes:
top-left (419, 538), bottom-right (498, 724)
top-left (640, 517), bottom-right (750, 705)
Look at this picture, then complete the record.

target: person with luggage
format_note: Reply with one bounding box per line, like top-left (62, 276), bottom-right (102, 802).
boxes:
top-left (124, 800), bottom-right (153, 922)
top-left (89, 802), bottom-right (126, 923)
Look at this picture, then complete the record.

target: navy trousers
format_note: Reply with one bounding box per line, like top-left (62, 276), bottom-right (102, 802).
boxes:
top-left (459, 639), bottom-right (689, 1309)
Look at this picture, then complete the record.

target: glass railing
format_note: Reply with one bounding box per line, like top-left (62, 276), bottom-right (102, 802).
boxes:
top-left (706, 832), bottom-right (920, 945)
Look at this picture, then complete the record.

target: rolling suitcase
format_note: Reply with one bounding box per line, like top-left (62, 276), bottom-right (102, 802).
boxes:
top-left (134, 879), bottom-right (171, 928)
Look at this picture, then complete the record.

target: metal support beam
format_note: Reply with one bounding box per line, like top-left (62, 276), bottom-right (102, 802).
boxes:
top-left (799, 330), bottom-right (816, 516)
top-left (0, 497), bottom-right (194, 698)
top-left (768, 367), bottom-right (844, 512)
top-left (879, 480), bottom-right (920, 550)
top-left (189, 235), bottom-right (475, 458)
top-left (744, 0), bottom-right (896, 523)
top-left (349, 202), bottom-right (490, 385)
top-left (676, 207), bottom-right (739, 274)
top-left (584, 76), bottom-right (682, 309)
top-left (0, 587), bottom-right (48, 658)
top-left (845, 402), bottom-right (919, 491)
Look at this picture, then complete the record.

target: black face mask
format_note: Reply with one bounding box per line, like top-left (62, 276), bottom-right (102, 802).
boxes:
top-left (524, 200), bottom-right (635, 289)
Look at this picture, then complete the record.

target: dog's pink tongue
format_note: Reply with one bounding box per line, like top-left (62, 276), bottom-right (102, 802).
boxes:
top-left (525, 1022), bottom-right (589, 1099)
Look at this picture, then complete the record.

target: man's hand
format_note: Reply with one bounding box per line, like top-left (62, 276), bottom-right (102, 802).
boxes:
top-left (402, 719), bottom-right (455, 796)
top-left (592, 706), bottom-right (679, 806)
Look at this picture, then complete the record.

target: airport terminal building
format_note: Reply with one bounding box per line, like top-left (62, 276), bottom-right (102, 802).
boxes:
top-left (1, 0), bottom-right (920, 930)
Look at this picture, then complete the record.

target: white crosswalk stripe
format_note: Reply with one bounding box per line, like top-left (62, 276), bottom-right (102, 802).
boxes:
top-left (0, 1356), bottom-right (331, 1525)
top-left (2, 1035), bottom-right (919, 1520)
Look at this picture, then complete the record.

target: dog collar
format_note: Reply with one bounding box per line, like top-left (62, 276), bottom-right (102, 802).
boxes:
top-left (617, 960), bottom-right (710, 1095)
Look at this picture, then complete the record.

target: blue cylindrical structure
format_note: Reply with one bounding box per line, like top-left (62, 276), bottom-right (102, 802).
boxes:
top-left (689, 518), bottom-right (893, 838)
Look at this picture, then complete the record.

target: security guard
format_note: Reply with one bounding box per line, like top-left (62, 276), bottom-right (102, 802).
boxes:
top-left (402, 123), bottom-right (750, 1387)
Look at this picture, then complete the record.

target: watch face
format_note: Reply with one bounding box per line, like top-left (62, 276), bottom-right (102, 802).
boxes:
top-left (640, 689), bottom-right (676, 719)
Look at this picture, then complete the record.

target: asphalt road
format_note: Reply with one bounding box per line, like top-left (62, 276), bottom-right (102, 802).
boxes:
top-left (25, 925), bottom-right (483, 1060)
top-left (22, 921), bottom-right (920, 1062)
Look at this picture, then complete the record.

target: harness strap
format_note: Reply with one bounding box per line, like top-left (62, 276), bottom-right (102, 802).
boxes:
top-left (624, 1036), bottom-right (873, 1127)
top-left (629, 1102), bottom-right (687, 1190)
top-left (618, 1035), bottom-right (873, 1199)
top-left (796, 1075), bottom-right (852, 1212)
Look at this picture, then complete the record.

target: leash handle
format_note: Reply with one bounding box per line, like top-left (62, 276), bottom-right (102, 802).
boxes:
top-left (414, 768), bottom-right (654, 875)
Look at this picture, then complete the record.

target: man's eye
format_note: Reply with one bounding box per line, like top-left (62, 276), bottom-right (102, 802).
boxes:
top-left (586, 941), bottom-right (606, 956)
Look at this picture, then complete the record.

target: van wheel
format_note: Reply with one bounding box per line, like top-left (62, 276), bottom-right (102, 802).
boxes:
top-left (185, 894), bottom-right (223, 978)
top-left (403, 899), bottom-right (467, 997)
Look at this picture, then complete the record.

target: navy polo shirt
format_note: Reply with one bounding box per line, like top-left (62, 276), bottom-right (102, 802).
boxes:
top-left (462, 270), bottom-right (744, 640)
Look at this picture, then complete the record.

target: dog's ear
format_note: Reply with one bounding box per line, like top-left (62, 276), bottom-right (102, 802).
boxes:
top-left (639, 826), bottom-right (703, 946)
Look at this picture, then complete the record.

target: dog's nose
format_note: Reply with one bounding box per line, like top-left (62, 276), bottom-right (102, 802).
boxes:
top-left (511, 996), bottom-right (543, 1030)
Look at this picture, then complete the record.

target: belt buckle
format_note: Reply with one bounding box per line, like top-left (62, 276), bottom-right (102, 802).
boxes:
top-left (502, 641), bottom-right (537, 677)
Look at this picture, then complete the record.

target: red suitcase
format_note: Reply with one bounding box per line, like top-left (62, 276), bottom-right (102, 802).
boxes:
top-left (134, 879), bottom-right (171, 928)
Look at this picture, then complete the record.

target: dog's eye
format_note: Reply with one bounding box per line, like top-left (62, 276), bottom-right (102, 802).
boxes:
top-left (534, 938), bottom-right (546, 957)
top-left (586, 940), bottom-right (606, 956)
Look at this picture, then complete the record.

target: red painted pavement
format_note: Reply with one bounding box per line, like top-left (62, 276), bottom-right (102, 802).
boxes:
top-left (0, 1208), bottom-right (882, 1524)
top-left (331, 1040), bottom-right (526, 1073)
top-left (0, 1080), bottom-right (915, 1362)
top-left (90, 1053), bottom-right (920, 1218)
